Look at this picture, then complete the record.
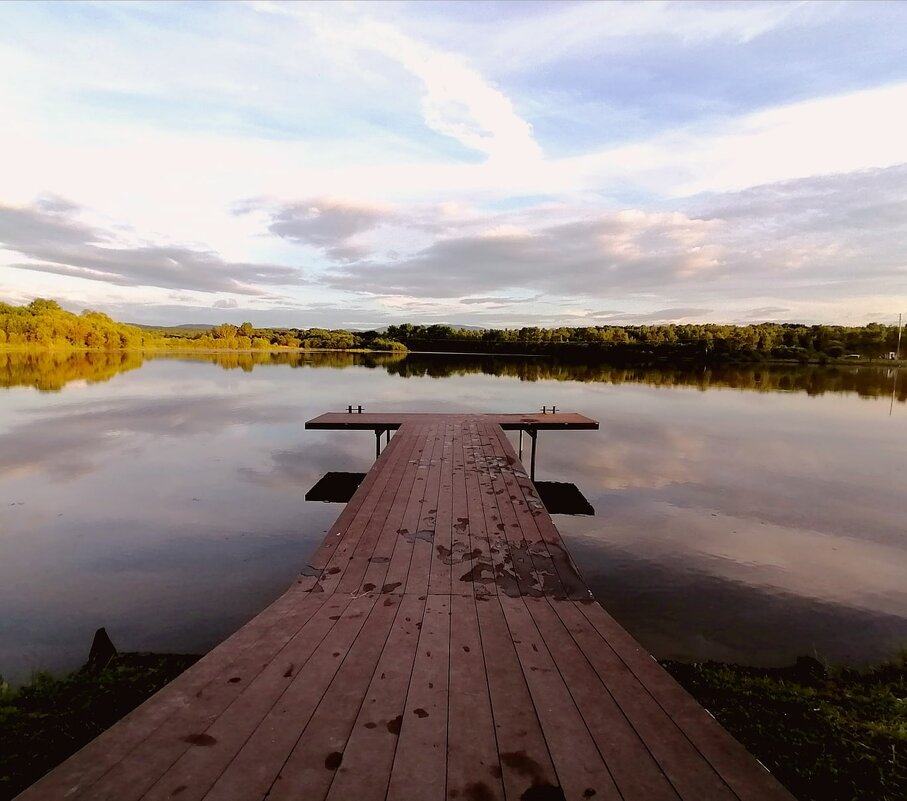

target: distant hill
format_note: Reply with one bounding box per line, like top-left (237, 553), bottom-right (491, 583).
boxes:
top-left (132, 323), bottom-right (214, 332)
top-left (375, 323), bottom-right (487, 333)
top-left (135, 322), bottom-right (486, 334)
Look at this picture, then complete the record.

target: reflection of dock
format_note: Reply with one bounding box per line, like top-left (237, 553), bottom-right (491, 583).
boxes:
top-left (20, 412), bottom-right (793, 801)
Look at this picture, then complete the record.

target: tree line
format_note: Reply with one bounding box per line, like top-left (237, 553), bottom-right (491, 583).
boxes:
top-left (0, 299), bottom-right (161, 349)
top-left (198, 322), bottom-right (405, 351)
top-left (1, 299), bottom-right (902, 363)
top-left (0, 300), bottom-right (406, 352)
top-left (384, 322), bottom-right (902, 362)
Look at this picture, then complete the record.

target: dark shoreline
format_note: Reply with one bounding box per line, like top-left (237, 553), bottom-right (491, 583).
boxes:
top-left (0, 653), bottom-right (198, 801)
top-left (2, 654), bottom-right (904, 801)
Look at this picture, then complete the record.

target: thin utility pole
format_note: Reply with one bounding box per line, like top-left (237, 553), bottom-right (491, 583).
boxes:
top-left (897, 313), bottom-right (903, 360)
top-left (893, 314), bottom-right (902, 417)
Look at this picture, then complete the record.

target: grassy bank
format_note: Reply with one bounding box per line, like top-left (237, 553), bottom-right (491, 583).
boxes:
top-left (662, 657), bottom-right (907, 801)
top-left (0, 653), bottom-right (198, 800)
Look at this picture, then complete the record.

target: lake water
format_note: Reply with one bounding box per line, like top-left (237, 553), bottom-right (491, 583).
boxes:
top-left (1, 350), bottom-right (905, 684)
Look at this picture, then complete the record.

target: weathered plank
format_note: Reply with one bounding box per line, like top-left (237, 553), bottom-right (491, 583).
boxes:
top-left (139, 594), bottom-right (356, 801)
top-left (265, 593), bottom-right (403, 801)
top-left (332, 426), bottom-right (426, 594)
top-left (499, 594), bottom-right (622, 801)
top-left (324, 593), bottom-right (425, 801)
top-left (529, 598), bottom-right (681, 800)
top-left (358, 423), bottom-right (434, 593)
top-left (386, 594), bottom-right (451, 801)
top-left (427, 420), bottom-right (457, 596)
top-left (475, 594), bottom-right (561, 800)
top-left (404, 423), bottom-right (447, 596)
top-left (446, 593), bottom-right (504, 801)
top-left (314, 424), bottom-right (422, 591)
top-left (460, 421), bottom-right (501, 598)
top-left (382, 424), bottom-right (443, 593)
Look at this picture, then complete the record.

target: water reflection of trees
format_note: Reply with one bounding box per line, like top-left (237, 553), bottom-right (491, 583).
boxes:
top-left (156, 350), bottom-right (409, 372)
top-left (382, 354), bottom-right (907, 402)
top-left (1, 349), bottom-right (903, 402)
top-left (0, 350), bottom-right (145, 391)
top-left (0, 350), bottom-right (410, 389)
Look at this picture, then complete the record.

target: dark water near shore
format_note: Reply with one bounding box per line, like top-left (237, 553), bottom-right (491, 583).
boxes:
top-left (1, 350), bottom-right (905, 684)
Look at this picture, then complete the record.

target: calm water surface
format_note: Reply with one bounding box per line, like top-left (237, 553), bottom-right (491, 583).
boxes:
top-left (1, 351), bottom-right (905, 683)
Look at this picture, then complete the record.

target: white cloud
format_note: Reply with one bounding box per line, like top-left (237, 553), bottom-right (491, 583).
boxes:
top-left (0, 198), bottom-right (305, 295)
top-left (550, 81), bottom-right (907, 199)
top-left (310, 164), bottom-right (907, 325)
top-left (332, 20), bottom-right (542, 165)
top-left (213, 298), bottom-right (239, 309)
top-left (1, 1), bottom-right (906, 325)
top-left (450, 0), bottom-right (810, 71)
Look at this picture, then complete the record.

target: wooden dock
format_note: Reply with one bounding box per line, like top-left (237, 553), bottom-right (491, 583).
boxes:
top-left (18, 413), bottom-right (794, 801)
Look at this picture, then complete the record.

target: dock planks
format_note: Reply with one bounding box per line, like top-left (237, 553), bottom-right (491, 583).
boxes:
top-left (17, 413), bottom-right (794, 801)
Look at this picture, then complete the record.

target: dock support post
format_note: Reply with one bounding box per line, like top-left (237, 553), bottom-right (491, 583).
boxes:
top-left (375, 429), bottom-right (382, 459)
top-left (519, 429), bottom-right (524, 460)
top-left (528, 428), bottom-right (538, 481)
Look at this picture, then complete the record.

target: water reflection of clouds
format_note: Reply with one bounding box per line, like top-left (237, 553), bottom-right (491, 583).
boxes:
top-left (544, 419), bottom-right (707, 490)
top-left (0, 522), bottom-right (314, 683)
top-left (583, 497), bottom-right (907, 619)
top-left (572, 537), bottom-right (907, 666)
top-left (2, 352), bottom-right (906, 684)
top-left (654, 475), bottom-right (907, 549)
top-left (240, 438), bottom-right (366, 491)
top-left (535, 379), bottom-right (906, 665)
top-left (0, 396), bottom-right (300, 481)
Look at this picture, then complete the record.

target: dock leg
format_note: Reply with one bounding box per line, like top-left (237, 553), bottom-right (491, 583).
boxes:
top-left (519, 429), bottom-right (524, 460)
top-left (529, 428), bottom-right (538, 481)
top-left (375, 429), bottom-right (382, 459)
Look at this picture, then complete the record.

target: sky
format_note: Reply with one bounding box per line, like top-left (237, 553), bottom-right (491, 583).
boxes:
top-left (1, 0), bottom-right (906, 329)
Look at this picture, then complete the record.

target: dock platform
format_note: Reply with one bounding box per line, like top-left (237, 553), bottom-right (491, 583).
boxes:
top-left (18, 413), bottom-right (794, 801)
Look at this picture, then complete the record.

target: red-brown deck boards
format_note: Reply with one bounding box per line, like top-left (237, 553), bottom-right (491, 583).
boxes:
top-left (446, 593), bottom-right (504, 801)
top-left (17, 413), bottom-right (795, 801)
top-left (555, 600), bottom-right (737, 800)
top-left (498, 594), bottom-right (622, 801)
top-left (331, 426), bottom-right (426, 595)
top-left (385, 594), bottom-right (451, 801)
top-left (143, 593), bottom-right (355, 801)
top-left (448, 417), bottom-right (477, 597)
top-left (494, 425), bottom-right (591, 600)
top-left (403, 424), bottom-right (446, 596)
top-left (527, 598), bottom-right (682, 800)
top-left (304, 426), bottom-right (413, 575)
top-left (382, 423), bottom-right (442, 593)
top-left (309, 424), bottom-right (423, 589)
top-left (263, 593), bottom-right (403, 801)
top-left (474, 592), bottom-right (561, 799)
top-left (18, 588), bottom-right (332, 800)
top-left (356, 424), bottom-right (434, 594)
top-left (323, 593), bottom-right (425, 801)
top-left (426, 420), bottom-right (456, 596)
top-left (202, 592), bottom-right (382, 801)
top-left (462, 420), bottom-right (502, 599)
top-left (479, 420), bottom-right (556, 597)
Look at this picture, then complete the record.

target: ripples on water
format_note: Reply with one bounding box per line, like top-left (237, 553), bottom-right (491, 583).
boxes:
top-left (0, 350), bottom-right (904, 683)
